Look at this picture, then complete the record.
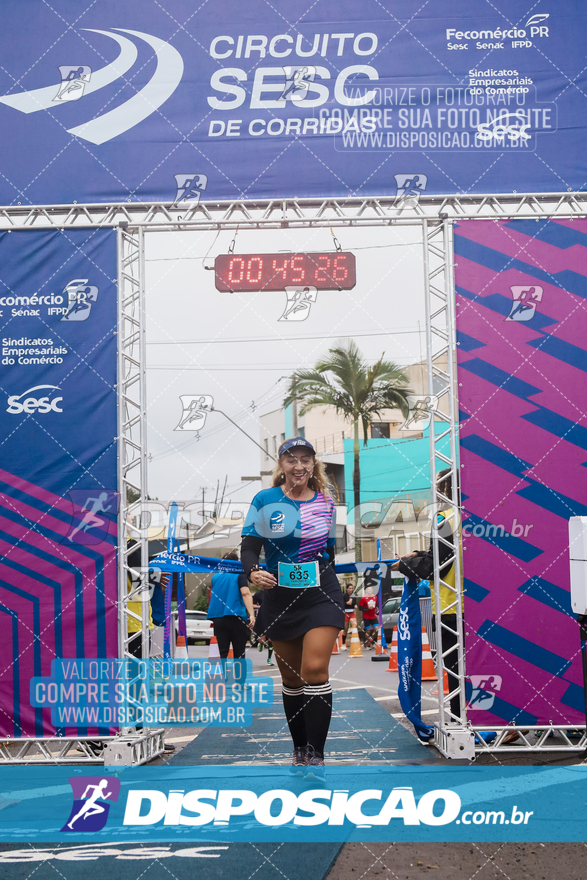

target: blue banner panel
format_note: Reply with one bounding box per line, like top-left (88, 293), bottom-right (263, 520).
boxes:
top-left (0, 766), bottom-right (585, 842)
top-left (0, 1), bottom-right (585, 204)
top-left (0, 229), bottom-right (118, 738)
top-left (397, 578), bottom-right (434, 742)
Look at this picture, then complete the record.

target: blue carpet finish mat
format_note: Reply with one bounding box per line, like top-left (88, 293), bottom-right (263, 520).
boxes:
top-left (169, 687), bottom-right (441, 765)
top-left (0, 842), bottom-right (342, 879)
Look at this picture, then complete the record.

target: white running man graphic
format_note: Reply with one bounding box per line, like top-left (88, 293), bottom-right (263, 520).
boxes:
top-left (67, 779), bottom-right (112, 830)
top-left (67, 492), bottom-right (113, 542)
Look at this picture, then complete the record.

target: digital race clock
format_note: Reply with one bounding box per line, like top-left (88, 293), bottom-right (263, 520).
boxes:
top-left (214, 252), bottom-right (356, 292)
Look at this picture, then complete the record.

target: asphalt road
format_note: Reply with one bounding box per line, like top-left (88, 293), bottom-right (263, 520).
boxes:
top-left (325, 842), bottom-right (587, 880)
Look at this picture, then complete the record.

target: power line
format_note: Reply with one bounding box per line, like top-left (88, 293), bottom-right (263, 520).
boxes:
top-left (148, 358), bottom-right (417, 370)
top-left (145, 242), bottom-right (423, 261)
top-left (147, 328), bottom-right (421, 345)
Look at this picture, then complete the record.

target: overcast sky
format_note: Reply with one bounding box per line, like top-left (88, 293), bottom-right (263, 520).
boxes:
top-left (144, 223), bottom-right (426, 512)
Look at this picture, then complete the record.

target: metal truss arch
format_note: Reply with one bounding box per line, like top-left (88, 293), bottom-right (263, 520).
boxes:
top-left (2, 193), bottom-right (585, 761)
top-left (0, 192), bottom-right (586, 233)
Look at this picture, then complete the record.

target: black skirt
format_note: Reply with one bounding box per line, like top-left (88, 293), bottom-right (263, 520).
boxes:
top-left (253, 565), bottom-right (345, 641)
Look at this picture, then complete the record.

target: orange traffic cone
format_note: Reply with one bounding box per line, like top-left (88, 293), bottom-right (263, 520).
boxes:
top-left (227, 646), bottom-right (234, 659)
top-left (432, 669), bottom-right (449, 695)
top-left (374, 626), bottom-right (387, 655)
top-left (332, 634), bottom-right (340, 655)
top-left (421, 628), bottom-right (437, 681)
top-left (348, 616), bottom-right (363, 657)
top-left (175, 635), bottom-right (188, 660)
top-left (387, 627), bottom-right (398, 672)
top-left (372, 625), bottom-right (390, 662)
top-left (208, 635), bottom-right (220, 659)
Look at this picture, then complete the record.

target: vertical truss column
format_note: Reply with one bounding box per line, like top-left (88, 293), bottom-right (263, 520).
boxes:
top-left (423, 219), bottom-right (471, 756)
top-left (117, 226), bottom-right (150, 660)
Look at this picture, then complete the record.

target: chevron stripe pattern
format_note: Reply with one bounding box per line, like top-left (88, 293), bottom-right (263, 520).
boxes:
top-left (455, 218), bottom-right (587, 726)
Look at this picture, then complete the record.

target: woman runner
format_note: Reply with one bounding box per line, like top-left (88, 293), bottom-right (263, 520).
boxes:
top-left (241, 437), bottom-right (344, 778)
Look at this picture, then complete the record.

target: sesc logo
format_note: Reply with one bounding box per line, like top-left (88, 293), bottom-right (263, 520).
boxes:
top-left (270, 510), bottom-right (286, 532)
top-left (6, 385), bottom-right (63, 415)
top-left (476, 111), bottom-right (531, 144)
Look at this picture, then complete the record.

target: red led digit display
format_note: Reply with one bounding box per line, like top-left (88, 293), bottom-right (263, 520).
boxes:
top-left (214, 252), bottom-right (356, 292)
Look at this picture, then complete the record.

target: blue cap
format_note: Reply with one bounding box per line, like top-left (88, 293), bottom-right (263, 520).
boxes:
top-left (278, 437), bottom-right (316, 457)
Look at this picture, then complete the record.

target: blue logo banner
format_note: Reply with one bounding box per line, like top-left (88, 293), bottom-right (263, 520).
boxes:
top-left (0, 228), bottom-right (118, 739)
top-left (0, 1), bottom-right (585, 204)
top-left (397, 578), bottom-right (435, 742)
top-left (0, 766), bottom-right (585, 842)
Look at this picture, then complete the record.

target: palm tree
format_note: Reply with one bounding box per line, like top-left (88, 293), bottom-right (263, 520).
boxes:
top-left (284, 339), bottom-right (412, 562)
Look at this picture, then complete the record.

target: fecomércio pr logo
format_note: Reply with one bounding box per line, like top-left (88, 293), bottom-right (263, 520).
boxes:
top-left (61, 776), bottom-right (121, 833)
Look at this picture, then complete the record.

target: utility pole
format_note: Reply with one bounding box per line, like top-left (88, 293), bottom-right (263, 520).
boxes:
top-left (219, 475), bottom-right (228, 517)
top-left (213, 479), bottom-right (220, 520)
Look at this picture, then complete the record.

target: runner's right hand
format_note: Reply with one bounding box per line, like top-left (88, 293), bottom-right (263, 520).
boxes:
top-left (250, 569), bottom-right (277, 589)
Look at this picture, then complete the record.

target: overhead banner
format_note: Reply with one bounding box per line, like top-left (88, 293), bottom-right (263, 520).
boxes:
top-left (454, 218), bottom-right (587, 726)
top-left (0, 1), bottom-right (585, 205)
top-left (0, 228), bottom-right (118, 737)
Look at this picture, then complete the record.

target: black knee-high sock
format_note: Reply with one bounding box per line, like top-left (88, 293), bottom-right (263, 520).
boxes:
top-left (282, 685), bottom-right (306, 749)
top-left (303, 681), bottom-right (333, 758)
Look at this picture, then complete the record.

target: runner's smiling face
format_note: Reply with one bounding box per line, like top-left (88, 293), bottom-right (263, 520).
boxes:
top-left (280, 447), bottom-right (314, 490)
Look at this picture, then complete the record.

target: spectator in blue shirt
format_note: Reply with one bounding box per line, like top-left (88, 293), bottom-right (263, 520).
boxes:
top-left (207, 551), bottom-right (255, 659)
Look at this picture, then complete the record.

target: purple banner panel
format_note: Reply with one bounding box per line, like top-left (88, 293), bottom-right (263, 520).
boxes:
top-left (454, 218), bottom-right (587, 727)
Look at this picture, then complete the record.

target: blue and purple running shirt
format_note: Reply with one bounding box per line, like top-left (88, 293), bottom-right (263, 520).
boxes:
top-left (242, 486), bottom-right (336, 573)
